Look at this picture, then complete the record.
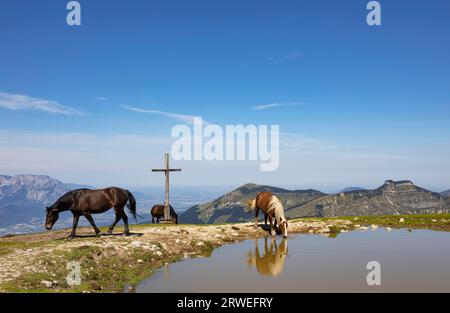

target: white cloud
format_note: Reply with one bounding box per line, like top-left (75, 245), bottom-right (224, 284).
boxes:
top-left (0, 91), bottom-right (84, 115)
top-left (121, 105), bottom-right (205, 125)
top-left (252, 102), bottom-right (300, 111)
top-left (95, 96), bottom-right (107, 101)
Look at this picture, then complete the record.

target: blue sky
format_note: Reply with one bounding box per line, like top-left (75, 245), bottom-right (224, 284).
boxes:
top-left (0, 0), bottom-right (449, 192)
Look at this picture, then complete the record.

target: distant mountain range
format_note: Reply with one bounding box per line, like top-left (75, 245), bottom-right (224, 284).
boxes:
top-left (340, 187), bottom-right (366, 193)
top-left (182, 183), bottom-right (326, 224)
top-left (285, 180), bottom-right (448, 218)
top-left (0, 175), bottom-right (75, 227)
top-left (182, 180), bottom-right (450, 224)
top-left (2, 174), bottom-right (450, 232)
top-left (0, 174), bottom-right (224, 235)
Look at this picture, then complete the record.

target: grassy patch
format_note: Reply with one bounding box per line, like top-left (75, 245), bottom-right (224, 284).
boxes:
top-left (1, 243), bottom-right (174, 293)
top-left (339, 214), bottom-right (450, 231)
top-left (0, 241), bottom-right (47, 257)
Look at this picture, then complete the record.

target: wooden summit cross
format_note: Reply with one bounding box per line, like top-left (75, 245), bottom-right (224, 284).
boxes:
top-left (152, 153), bottom-right (181, 222)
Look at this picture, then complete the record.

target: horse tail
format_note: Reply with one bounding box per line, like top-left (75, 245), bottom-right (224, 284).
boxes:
top-left (246, 199), bottom-right (257, 212)
top-left (126, 190), bottom-right (139, 222)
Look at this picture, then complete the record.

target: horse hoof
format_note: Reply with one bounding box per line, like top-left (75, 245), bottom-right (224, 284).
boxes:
top-left (123, 233), bottom-right (131, 237)
top-left (66, 236), bottom-right (74, 240)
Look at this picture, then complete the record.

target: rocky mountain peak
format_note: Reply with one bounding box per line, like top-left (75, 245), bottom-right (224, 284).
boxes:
top-left (0, 174), bottom-right (67, 203)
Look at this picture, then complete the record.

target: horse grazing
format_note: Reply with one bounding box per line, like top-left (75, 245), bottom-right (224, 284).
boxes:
top-left (246, 192), bottom-right (288, 238)
top-left (151, 204), bottom-right (178, 224)
top-left (45, 187), bottom-right (137, 239)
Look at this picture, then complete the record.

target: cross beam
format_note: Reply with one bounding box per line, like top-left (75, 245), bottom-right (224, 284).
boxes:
top-left (152, 153), bottom-right (181, 221)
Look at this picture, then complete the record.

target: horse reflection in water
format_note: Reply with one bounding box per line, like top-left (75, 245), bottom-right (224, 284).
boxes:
top-left (247, 237), bottom-right (288, 277)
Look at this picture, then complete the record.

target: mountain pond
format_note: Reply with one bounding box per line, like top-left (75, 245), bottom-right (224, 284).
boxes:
top-left (131, 228), bottom-right (450, 292)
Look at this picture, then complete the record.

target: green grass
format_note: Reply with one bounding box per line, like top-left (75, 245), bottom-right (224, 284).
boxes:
top-left (1, 242), bottom-right (176, 293)
top-left (291, 214), bottom-right (450, 232)
top-left (0, 241), bottom-right (49, 257)
top-left (340, 214), bottom-right (450, 231)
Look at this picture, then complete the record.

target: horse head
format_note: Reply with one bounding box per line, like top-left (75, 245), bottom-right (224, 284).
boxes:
top-left (45, 206), bottom-right (60, 230)
top-left (279, 220), bottom-right (288, 238)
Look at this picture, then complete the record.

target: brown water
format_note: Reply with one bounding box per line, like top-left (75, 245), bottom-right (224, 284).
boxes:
top-left (134, 229), bottom-right (450, 292)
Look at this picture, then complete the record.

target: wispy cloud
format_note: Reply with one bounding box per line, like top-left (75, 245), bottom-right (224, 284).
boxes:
top-left (95, 96), bottom-right (107, 101)
top-left (121, 105), bottom-right (205, 125)
top-left (268, 51), bottom-right (302, 64)
top-left (0, 91), bottom-right (85, 115)
top-left (337, 152), bottom-right (408, 161)
top-left (252, 102), bottom-right (300, 111)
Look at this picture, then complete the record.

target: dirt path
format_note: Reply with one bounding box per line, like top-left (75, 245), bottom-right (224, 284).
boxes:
top-left (0, 219), bottom-right (354, 292)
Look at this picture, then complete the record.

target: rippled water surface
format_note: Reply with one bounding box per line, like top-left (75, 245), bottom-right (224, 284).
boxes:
top-left (135, 229), bottom-right (450, 292)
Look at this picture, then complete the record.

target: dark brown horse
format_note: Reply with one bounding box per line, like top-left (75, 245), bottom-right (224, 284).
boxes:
top-left (45, 187), bottom-right (137, 239)
top-left (151, 204), bottom-right (178, 224)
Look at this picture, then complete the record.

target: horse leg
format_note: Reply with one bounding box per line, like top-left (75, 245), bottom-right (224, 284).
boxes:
top-left (254, 207), bottom-right (260, 227)
top-left (121, 211), bottom-right (130, 236)
top-left (107, 214), bottom-right (121, 235)
top-left (268, 214), bottom-right (275, 236)
top-left (84, 213), bottom-right (101, 236)
top-left (152, 216), bottom-right (155, 224)
top-left (67, 215), bottom-right (80, 240)
top-left (264, 214), bottom-right (268, 227)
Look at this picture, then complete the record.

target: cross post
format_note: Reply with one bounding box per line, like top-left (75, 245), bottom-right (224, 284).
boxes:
top-left (152, 153), bottom-right (181, 221)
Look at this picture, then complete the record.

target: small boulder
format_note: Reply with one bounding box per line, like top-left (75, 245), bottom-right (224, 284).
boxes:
top-left (40, 280), bottom-right (53, 288)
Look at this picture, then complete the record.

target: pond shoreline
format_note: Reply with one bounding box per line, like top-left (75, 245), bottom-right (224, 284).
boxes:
top-left (1, 214), bottom-right (449, 293)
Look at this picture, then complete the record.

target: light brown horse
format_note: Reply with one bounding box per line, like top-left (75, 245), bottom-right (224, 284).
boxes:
top-left (45, 187), bottom-right (137, 239)
top-left (246, 191), bottom-right (288, 238)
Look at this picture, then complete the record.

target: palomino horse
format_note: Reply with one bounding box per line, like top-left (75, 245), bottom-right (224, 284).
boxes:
top-left (247, 237), bottom-right (288, 277)
top-left (151, 204), bottom-right (178, 224)
top-left (45, 187), bottom-right (137, 239)
top-left (246, 191), bottom-right (288, 238)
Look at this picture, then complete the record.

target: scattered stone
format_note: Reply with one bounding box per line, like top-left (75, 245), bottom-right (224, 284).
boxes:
top-left (40, 280), bottom-right (53, 288)
top-left (371, 224), bottom-right (378, 231)
top-left (386, 227), bottom-right (392, 232)
top-left (399, 218), bottom-right (405, 223)
top-left (137, 259), bottom-right (143, 263)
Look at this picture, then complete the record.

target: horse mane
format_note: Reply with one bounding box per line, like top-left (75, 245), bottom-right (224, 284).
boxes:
top-left (50, 188), bottom-right (89, 212)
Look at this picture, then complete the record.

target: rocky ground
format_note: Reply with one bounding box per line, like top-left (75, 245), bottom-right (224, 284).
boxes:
top-left (0, 218), bottom-right (356, 293)
top-left (1, 214), bottom-right (449, 293)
